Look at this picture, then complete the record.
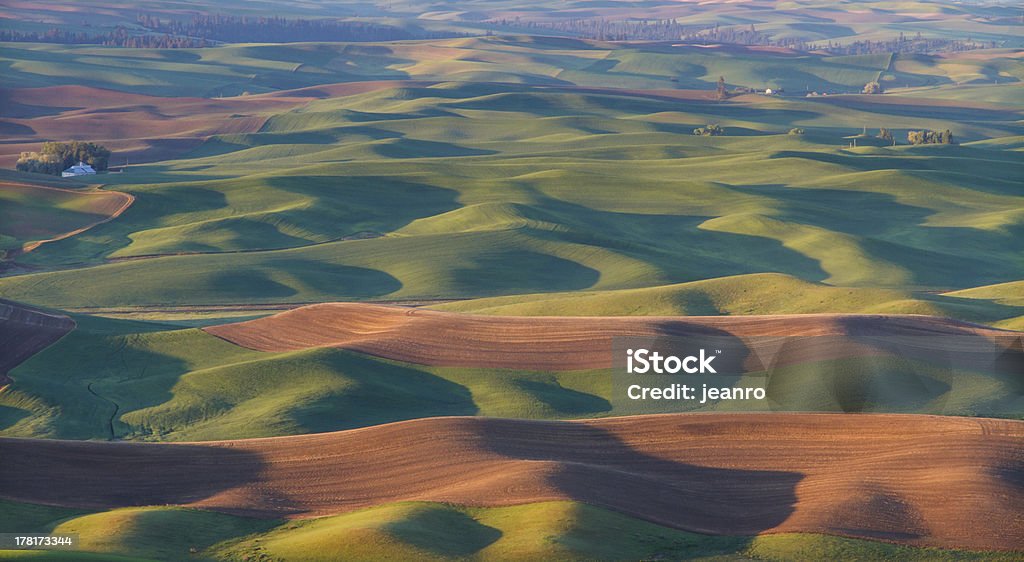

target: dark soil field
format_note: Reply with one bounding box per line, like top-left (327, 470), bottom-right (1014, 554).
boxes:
top-left (1, 413), bottom-right (1021, 551)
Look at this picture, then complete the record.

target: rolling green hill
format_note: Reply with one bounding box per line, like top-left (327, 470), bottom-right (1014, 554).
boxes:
top-left (1, 4), bottom-right (1023, 561)
top-left (1, 80), bottom-right (1021, 309)
top-left (0, 314), bottom-right (611, 441)
top-left (0, 181), bottom-right (130, 261)
top-left (433, 272), bottom-right (1024, 325)
top-left (6, 0), bottom-right (1024, 41)
top-left (2, 304), bottom-right (1019, 443)
top-left (0, 499), bottom-right (1015, 562)
top-left (943, 281), bottom-right (1024, 329)
top-left (2, 36), bottom-right (1021, 97)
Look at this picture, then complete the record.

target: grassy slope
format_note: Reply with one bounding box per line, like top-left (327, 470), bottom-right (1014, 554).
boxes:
top-left (0, 183), bottom-right (128, 256)
top-left (4, 0), bottom-right (1022, 50)
top-left (1, 19), bottom-right (1021, 562)
top-left (432, 272), bottom-right (1024, 326)
top-left (943, 280), bottom-right (1024, 330)
top-left (6, 36), bottom-right (1016, 96)
top-left (1, 81), bottom-right (1020, 308)
top-left (0, 553), bottom-right (148, 561)
top-left (945, 280), bottom-right (1024, 306)
top-left (0, 314), bottom-right (610, 441)
top-left (0, 499), bottom-right (1014, 562)
top-left (2, 305), bottom-right (1019, 442)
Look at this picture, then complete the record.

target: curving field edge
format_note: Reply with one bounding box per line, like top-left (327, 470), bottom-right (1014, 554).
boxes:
top-left (1, 413), bottom-right (1020, 551)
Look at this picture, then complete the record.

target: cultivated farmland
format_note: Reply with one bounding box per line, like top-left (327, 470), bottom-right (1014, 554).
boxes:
top-left (1, 1), bottom-right (1022, 559)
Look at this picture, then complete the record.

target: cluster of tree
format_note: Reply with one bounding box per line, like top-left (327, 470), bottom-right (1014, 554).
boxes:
top-left (14, 152), bottom-right (63, 175)
top-left (789, 128), bottom-right (805, 135)
top-left (862, 81), bottom-right (883, 94)
top-left (907, 130), bottom-right (956, 145)
top-left (135, 14), bottom-right (454, 43)
top-left (693, 124), bottom-right (725, 136)
top-left (691, 23), bottom-right (773, 46)
top-left (16, 142), bottom-right (111, 176)
top-left (0, 27), bottom-right (206, 48)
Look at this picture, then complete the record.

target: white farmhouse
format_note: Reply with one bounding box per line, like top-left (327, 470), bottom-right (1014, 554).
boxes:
top-left (62, 162), bottom-right (96, 178)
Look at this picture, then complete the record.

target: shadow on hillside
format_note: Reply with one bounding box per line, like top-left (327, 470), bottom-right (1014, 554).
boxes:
top-left (37, 325), bottom-right (212, 441)
top-left (267, 175), bottom-right (461, 239)
top-left (724, 180), bottom-right (1022, 288)
top-left (0, 438), bottom-right (265, 511)
top-left (513, 378), bottom-right (611, 415)
top-left (382, 505), bottom-right (502, 557)
top-left (807, 96), bottom-right (1009, 121)
top-left (99, 163), bottom-right (236, 185)
top-left (725, 183), bottom-right (931, 236)
top-left (766, 150), bottom-right (1012, 179)
top-left (0, 405), bottom-right (29, 432)
top-left (290, 350), bottom-right (478, 432)
top-left (450, 250), bottom-right (602, 295)
top-left (476, 417), bottom-right (801, 536)
top-left (508, 184), bottom-right (829, 283)
top-left (839, 319), bottom-right (1024, 417)
top-left (372, 138), bottom-right (498, 159)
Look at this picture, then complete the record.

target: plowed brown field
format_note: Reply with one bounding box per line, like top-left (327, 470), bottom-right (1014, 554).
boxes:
top-left (0, 299), bottom-right (74, 386)
top-left (204, 303), bottom-right (1009, 370)
top-left (0, 82), bottom-right (428, 166)
top-left (1, 414), bottom-right (1020, 550)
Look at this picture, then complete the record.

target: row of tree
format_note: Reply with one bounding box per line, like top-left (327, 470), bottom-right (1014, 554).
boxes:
top-left (16, 142), bottom-right (111, 176)
top-left (487, 18), bottom-right (690, 42)
top-left (1, 14), bottom-right (460, 48)
top-left (2, 17), bottom-right (996, 53)
top-left (492, 19), bottom-right (779, 45)
top-left (486, 19), bottom-right (993, 55)
top-left (0, 28), bottom-right (206, 48)
top-left (135, 14), bottom-right (454, 43)
top-left (855, 128), bottom-right (956, 146)
top-left (687, 126), bottom-right (957, 143)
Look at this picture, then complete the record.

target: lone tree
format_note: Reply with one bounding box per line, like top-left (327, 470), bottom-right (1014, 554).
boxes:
top-left (16, 141), bottom-right (111, 176)
top-left (694, 124), bottom-right (725, 136)
top-left (907, 129), bottom-right (955, 145)
top-left (716, 76), bottom-right (728, 101)
top-left (877, 128), bottom-right (894, 142)
top-left (862, 81), bottom-right (883, 94)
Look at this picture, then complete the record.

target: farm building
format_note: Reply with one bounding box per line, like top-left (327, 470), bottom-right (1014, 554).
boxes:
top-left (62, 162), bottom-right (96, 177)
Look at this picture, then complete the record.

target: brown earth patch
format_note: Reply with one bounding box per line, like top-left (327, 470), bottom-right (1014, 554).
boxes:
top-left (0, 413), bottom-right (1020, 550)
top-left (0, 81), bottom-right (432, 167)
top-left (203, 303), bottom-right (1009, 371)
top-left (0, 299), bottom-right (75, 387)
